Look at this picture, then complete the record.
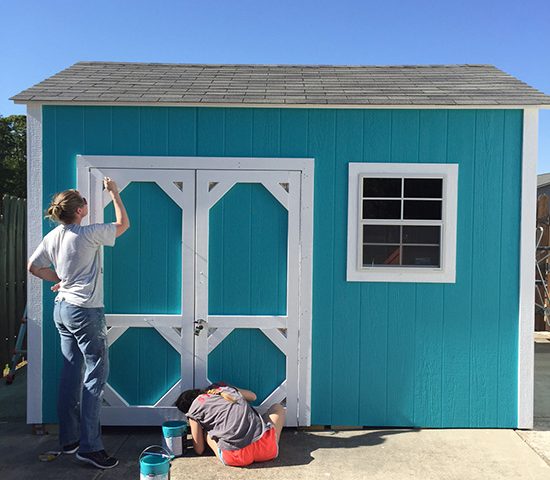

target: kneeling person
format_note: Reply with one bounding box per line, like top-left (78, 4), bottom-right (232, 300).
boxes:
top-left (175, 384), bottom-right (285, 467)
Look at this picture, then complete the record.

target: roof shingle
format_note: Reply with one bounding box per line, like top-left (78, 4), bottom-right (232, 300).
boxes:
top-left (11, 62), bottom-right (550, 106)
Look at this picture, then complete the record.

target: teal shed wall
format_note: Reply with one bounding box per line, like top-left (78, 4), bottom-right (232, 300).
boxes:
top-left (41, 105), bottom-right (523, 427)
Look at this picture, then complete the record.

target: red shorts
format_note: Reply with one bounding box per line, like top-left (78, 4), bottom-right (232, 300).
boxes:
top-left (219, 427), bottom-right (278, 467)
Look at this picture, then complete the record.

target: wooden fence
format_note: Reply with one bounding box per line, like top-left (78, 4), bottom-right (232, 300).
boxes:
top-left (0, 195), bottom-right (27, 366)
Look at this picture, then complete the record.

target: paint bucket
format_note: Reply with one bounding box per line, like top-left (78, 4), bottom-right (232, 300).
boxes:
top-left (139, 446), bottom-right (171, 480)
top-left (161, 420), bottom-right (187, 457)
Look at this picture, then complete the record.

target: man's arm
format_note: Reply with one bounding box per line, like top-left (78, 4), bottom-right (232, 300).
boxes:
top-left (237, 388), bottom-right (257, 402)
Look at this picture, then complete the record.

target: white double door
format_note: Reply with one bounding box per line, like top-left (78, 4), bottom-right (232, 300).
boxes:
top-left (78, 157), bottom-right (306, 426)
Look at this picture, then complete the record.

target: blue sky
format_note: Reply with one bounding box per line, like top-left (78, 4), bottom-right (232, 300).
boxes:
top-left (2, 0), bottom-right (549, 171)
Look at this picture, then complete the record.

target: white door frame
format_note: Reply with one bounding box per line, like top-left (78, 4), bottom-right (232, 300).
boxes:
top-left (76, 155), bottom-right (314, 426)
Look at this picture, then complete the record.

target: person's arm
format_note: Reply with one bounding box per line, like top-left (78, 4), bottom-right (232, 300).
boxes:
top-left (188, 418), bottom-right (206, 455)
top-left (27, 262), bottom-right (60, 283)
top-left (237, 388), bottom-right (257, 403)
top-left (104, 177), bottom-right (130, 237)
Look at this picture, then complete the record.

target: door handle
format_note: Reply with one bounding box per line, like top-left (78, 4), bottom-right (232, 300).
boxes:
top-left (194, 319), bottom-right (207, 336)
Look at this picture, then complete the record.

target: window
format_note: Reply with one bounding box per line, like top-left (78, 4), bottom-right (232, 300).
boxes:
top-left (347, 163), bottom-right (458, 283)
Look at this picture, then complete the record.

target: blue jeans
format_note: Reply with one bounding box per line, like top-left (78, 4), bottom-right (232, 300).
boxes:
top-left (53, 299), bottom-right (109, 453)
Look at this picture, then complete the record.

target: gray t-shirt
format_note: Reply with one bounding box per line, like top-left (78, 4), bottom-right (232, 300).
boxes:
top-left (186, 385), bottom-right (266, 451)
top-left (29, 223), bottom-right (117, 308)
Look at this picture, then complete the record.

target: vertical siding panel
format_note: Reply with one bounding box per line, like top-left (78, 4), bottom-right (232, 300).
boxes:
top-left (197, 108), bottom-right (225, 156)
top-left (442, 110), bottom-right (476, 425)
top-left (280, 110), bottom-right (308, 157)
top-left (470, 110), bottom-right (504, 426)
top-left (112, 107), bottom-right (140, 155)
top-left (360, 110), bottom-right (392, 425)
top-left (386, 284), bottom-right (416, 425)
top-left (331, 110), bottom-right (362, 425)
top-left (42, 106), bottom-right (84, 421)
top-left (413, 111), bottom-right (447, 426)
top-left (140, 107), bottom-right (168, 155)
top-left (386, 110), bottom-right (419, 425)
top-left (222, 109), bottom-right (254, 386)
top-left (167, 107), bottom-right (197, 155)
top-left (498, 110), bottom-right (522, 426)
top-left (83, 106), bottom-right (112, 154)
top-left (225, 109), bottom-right (253, 156)
top-left (390, 110), bottom-right (419, 163)
top-left (309, 109), bottom-right (336, 425)
top-left (252, 109), bottom-right (280, 157)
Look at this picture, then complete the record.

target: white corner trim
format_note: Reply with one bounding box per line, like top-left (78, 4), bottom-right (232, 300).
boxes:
top-left (347, 162), bottom-right (458, 283)
top-left (518, 109), bottom-right (538, 429)
top-left (26, 104), bottom-right (43, 424)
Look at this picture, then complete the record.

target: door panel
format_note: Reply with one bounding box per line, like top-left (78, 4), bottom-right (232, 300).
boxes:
top-left (86, 168), bottom-right (195, 424)
top-left (208, 183), bottom-right (288, 316)
top-left (208, 328), bottom-right (287, 407)
top-left (195, 170), bottom-right (301, 425)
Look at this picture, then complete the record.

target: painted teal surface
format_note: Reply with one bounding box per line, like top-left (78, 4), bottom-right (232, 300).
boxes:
top-left (103, 182), bottom-right (182, 405)
top-left (208, 183), bottom-right (288, 315)
top-left (208, 329), bottom-right (286, 406)
top-left (42, 106), bottom-right (522, 427)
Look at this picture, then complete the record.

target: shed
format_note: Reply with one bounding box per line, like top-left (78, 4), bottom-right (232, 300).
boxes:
top-left (12, 62), bottom-right (550, 428)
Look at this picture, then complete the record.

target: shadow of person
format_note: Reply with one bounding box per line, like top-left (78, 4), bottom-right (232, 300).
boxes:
top-left (245, 427), bottom-right (420, 469)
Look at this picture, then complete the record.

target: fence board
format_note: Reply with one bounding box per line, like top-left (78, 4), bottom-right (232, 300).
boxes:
top-left (0, 195), bottom-right (27, 366)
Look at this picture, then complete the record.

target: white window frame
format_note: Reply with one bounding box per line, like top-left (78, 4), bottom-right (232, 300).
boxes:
top-left (347, 163), bottom-right (458, 283)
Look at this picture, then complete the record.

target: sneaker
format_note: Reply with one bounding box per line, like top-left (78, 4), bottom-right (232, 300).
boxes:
top-left (62, 441), bottom-right (79, 454)
top-left (76, 450), bottom-right (118, 469)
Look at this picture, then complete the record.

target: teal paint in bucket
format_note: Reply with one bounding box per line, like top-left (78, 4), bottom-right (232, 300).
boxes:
top-left (162, 421), bottom-right (188, 457)
top-left (139, 446), bottom-right (171, 480)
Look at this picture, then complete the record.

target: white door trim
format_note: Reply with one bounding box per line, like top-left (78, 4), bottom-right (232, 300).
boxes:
top-left (77, 155), bottom-right (314, 426)
top-left (518, 109), bottom-right (538, 429)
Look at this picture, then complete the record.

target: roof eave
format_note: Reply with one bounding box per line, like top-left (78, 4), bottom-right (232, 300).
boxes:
top-left (11, 99), bottom-right (550, 109)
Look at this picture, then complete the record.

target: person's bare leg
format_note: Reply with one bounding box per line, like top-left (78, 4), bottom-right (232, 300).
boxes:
top-left (266, 403), bottom-right (285, 442)
top-left (205, 434), bottom-right (221, 460)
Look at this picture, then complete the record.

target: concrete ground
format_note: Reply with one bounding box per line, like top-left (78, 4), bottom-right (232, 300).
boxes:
top-left (2, 338), bottom-right (550, 479)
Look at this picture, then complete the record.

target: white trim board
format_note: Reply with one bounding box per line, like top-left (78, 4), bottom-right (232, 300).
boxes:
top-left (518, 109), bottom-right (538, 429)
top-left (15, 100), bottom-right (549, 110)
top-left (26, 104), bottom-right (43, 424)
top-left (347, 162), bottom-right (458, 283)
top-left (77, 155), bottom-right (315, 426)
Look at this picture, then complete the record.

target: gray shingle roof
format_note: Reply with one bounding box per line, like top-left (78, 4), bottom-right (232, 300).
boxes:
top-left (11, 62), bottom-right (550, 106)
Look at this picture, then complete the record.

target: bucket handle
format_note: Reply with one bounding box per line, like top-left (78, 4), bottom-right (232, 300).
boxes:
top-left (139, 445), bottom-right (174, 462)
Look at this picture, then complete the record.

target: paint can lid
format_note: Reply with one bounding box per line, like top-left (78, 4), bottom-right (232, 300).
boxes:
top-left (162, 420), bottom-right (188, 437)
top-left (140, 454), bottom-right (170, 475)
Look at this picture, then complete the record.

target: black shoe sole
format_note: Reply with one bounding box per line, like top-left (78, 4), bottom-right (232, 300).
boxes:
top-left (76, 453), bottom-right (119, 469)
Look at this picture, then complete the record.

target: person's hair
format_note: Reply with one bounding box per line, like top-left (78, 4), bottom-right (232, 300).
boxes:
top-left (175, 389), bottom-right (204, 414)
top-left (175, 384), bottom-right (237, 413)
top-left (45, 190), bottom-right (86, 224)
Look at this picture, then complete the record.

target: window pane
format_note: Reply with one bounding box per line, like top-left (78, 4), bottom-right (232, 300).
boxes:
top-left (363, 178), bottom-right (401, 198)
top-left (404, 178), bottom-right (442, 198)
top-left (403, 226), bottom-right (440, 244)
top-left (363, 245), bottom-right (400, 266)
top-left (363, 225), bottom-right (400, 244)
top-left (363, 200), bottom-right (401, 219)
top-left (404, 200), bottom-right (441, 220)
top-left (402, 246), bottom-right (440, 266)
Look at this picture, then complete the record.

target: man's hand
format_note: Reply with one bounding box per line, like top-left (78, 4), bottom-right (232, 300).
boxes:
top-left (51, 282), bottom-right (61, 293)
